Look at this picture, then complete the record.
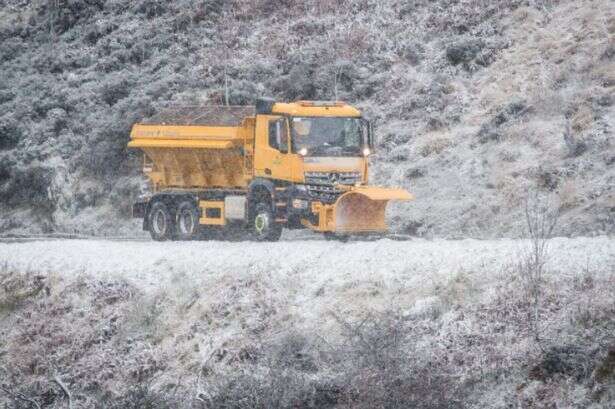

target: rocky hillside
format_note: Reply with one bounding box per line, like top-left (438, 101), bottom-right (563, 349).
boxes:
top-left (0, 0), bottom-right (613, 237)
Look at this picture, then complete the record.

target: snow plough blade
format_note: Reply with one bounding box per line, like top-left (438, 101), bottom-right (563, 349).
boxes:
top-left (310, 186), bottom-right (413, 233)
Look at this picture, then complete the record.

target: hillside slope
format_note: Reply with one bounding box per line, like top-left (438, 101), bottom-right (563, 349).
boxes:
top-left (1, 237), bottom-right (614, 407)
top-left (0, 0), bottom-right (613, 237)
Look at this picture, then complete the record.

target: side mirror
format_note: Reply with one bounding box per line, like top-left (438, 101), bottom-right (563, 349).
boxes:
top-left (361, 119), bottom-right (376, 152)
top-left (268, 119), bottom-right (280, 150)
top-left (268, 118), bottom-right (289, 153)
top-left (369, 122), bottom-right (375, 149)
top-left (279, 119), bottom-right (289, 153)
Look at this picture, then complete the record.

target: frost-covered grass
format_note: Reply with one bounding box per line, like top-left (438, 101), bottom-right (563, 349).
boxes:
top-left (1, 236), bottom-right (614, 407)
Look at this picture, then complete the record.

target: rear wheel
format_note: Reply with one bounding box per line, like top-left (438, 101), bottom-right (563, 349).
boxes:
top-left (324, 232), bottom-right (350, 242)
top-left (176, 200), bottom-right (200, 241)
top-left (251, 202), bottom-right (282, 242)
top-left (148, 201), bottom-right (175, 241)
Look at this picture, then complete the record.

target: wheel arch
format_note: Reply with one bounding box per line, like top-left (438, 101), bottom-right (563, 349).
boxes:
top-left (248, 178), bottom-right (275, 202)
top-left (247, 178), bottom-right (276, 221)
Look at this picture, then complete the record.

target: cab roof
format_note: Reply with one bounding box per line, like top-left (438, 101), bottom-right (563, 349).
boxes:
top-left (271, 101), bottom-right (362, 117)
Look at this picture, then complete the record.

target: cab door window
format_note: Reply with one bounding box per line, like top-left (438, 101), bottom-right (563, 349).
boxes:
top-left (268, 118), bottom-right (289, 153)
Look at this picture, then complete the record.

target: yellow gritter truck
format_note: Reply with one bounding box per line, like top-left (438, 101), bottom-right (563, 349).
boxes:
top-left (128, 99), bottom-right (412, 241)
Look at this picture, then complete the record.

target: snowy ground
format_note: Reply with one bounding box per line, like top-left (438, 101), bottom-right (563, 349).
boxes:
top-left (2, 235), bottom-right (614, 407)
top-left (2, 235), bottom-right (613, 325)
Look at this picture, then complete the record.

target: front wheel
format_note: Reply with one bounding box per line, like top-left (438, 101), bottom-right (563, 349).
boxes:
top-left (324, 232), bottom-right (350, 242)
top-left (148, 201), bottom-right (175, 241)
top-left (251, 203), bottom-right (282, 242)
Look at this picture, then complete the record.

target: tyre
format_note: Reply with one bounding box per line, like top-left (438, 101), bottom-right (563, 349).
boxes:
top-left (324, 232), bottom-right (350, 242)
top-left (176, 200), bottom-right (200, 241)
top-left (251, 202), bottom-right (282, 242)
top-left (148, 201), bottom-right (175, 241)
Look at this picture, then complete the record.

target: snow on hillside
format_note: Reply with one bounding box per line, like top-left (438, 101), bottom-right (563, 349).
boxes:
top-left (0, 0), bottom-right (613, 237)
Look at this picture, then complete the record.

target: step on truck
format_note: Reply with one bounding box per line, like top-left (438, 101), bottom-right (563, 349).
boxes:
top-left (128, 99), bottom-right (413, 241)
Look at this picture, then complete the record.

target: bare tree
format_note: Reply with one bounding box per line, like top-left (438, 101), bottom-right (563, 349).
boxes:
top-left (516, 189), bottom-right (559, 343)
top-left (324, 18), bottom-right (367, 101)
top-left (203, 7), bottom-right (237, 106)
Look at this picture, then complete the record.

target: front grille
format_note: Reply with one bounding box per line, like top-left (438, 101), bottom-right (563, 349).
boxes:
top-left (305, 184), bottom-right (342, 204)
top-left (304, 171), bottom-right (361, 186)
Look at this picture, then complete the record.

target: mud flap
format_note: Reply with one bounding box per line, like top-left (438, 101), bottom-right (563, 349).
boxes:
top-left (310, 187), bottom-right (413, 233)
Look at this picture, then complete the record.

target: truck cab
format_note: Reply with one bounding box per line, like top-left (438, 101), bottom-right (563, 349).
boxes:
top-left (253, 100), bottom-right (371, 184)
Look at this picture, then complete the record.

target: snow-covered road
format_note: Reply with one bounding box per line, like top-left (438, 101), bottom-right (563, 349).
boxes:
top-left (1, 236), bottom-right (613, 291)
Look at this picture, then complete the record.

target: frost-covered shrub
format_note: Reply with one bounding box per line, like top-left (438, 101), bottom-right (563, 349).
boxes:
top-left (398, 41), bottom-right (425, 65)
top-left (0, 114), bottom-right (22, 150)
top-left (205, 369), bottom-right (340, 409)
top-left (332, 312), bottom-right (467, 409)
top-left (0, 163), bottom-right (55, 213)
top-left (0, 269), bottom-right (46, 313)
top-left (192, 0), bottom-right (225, 23)
top-left (286, 64), bottom-right (318, 100)
top-left (101, 78), bottom-right (131, 106)
top-left (529, 344), bottom-right (594, 382)
top-left (478, 99), bottom-right (531, 143)
top-left (32, 0), bottom-right (105, 35)
top-left (102, 383), bottom-right (185, 409)
top-left (419, 136), bottom-right (452, 157)
top-left (133, 0), bottom-right (168, 18)
top-left (108, 176), bottom-right (143, 216)
top-left (46, 107), bottom-right (68, 134)
top-left (446, 38), bottom-right (485, 65)
top-left (225, 79), bottom-right (263, 105)
top-left (0, 37), bottom-right (26, 62)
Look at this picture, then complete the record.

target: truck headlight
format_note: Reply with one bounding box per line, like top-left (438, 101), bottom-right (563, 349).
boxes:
top-left (298, 147), bottom-right (308, 156)
top-left (292, 199), bottom-right (309, 209)
top-left (362, 147), bottom-right (371, 156)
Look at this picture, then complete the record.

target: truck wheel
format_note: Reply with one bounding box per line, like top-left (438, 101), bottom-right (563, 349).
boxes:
top-left (176, 200), bottom-right (199, 241)
top-left (251, 203), bottom-right (282, 242)
top-left (148, 201), bottom-right (175, 241)
top-left (324, 232), bottom-right (350, 242)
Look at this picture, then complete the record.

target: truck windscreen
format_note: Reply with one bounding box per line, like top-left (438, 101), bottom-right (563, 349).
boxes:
top-left (291, 117), bottom-right (364, 157)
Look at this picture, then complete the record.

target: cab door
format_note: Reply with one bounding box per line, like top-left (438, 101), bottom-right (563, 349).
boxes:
top-left (254, 115), bottom-right (293, 182)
